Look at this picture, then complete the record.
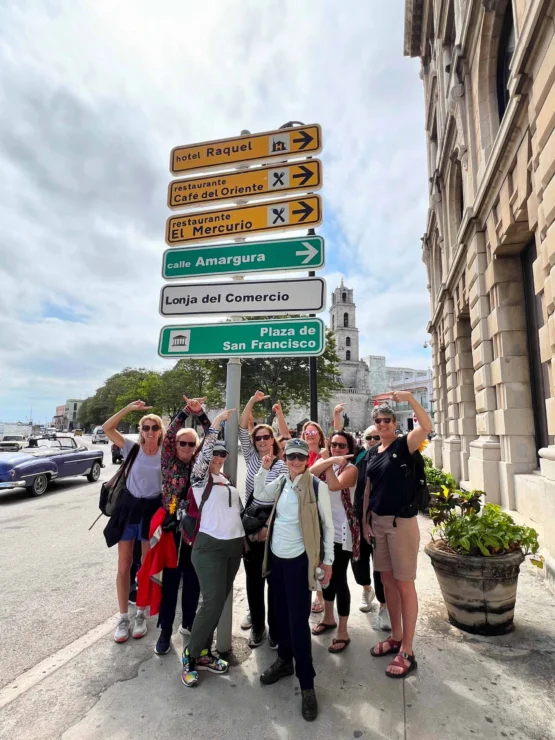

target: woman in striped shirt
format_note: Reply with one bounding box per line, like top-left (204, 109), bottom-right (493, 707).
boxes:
top-left (239, 391), bottom-right (289, 649)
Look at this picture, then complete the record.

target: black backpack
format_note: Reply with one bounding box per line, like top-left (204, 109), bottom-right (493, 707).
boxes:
top-left (398, 446), bottom-right (430, 517)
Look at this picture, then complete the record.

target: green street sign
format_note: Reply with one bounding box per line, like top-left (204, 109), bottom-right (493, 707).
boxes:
top-left (159, 318), bottom-right (325, 358)
top-left (162, 236), bottom-right (325, 280)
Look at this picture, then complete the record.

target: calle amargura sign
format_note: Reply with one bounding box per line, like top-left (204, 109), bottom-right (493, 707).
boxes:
top-left (162, 236), bottom-right (325, 280)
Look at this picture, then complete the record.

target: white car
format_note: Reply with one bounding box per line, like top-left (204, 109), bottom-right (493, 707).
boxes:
top-left (0, 434), bottom-right (26, 452)
top-left (92, 427), bottom-right (109, 444)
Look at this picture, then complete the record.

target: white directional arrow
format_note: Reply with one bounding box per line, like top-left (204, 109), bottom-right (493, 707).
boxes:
top-left (296, 240), bottom-right (319, 264)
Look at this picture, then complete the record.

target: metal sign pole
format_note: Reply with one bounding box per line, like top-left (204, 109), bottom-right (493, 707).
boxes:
top-left (217, 130), bottom-right (250, 656)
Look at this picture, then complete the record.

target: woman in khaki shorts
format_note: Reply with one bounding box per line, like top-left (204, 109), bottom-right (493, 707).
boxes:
top-left (362, 394), bottom-right (432, 678)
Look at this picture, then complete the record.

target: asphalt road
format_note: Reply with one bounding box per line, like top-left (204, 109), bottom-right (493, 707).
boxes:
top-left (0, 435), bottom-right (118, 688)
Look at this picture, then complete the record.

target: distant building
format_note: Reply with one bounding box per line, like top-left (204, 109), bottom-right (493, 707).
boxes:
top-left (65, 399), bottom-right (84, 430)
top-left (52, 404), bottom-right (66, 430)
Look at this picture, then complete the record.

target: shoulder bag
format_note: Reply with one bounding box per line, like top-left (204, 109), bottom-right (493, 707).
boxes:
top-left (98, 443), bottom-right (140, 517)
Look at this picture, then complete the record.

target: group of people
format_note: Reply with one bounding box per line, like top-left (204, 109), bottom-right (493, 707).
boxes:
top-left (101, 388), bottom-right (432, 722)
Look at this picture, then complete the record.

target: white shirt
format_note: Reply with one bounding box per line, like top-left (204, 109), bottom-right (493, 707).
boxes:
top-left (254, 467), bottom-right (335, 564)
top-left (191, 473), bottom-right (244, 541)
top-left (329, 463), bottom-right (356, 551)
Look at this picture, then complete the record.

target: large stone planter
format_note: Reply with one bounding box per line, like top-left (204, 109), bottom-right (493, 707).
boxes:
top-left (425, 541), bottom-right (525, 635)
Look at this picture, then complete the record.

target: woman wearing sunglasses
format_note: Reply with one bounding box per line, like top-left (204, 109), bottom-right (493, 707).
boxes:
top-left (363, 395), bottom-right (432, 679)
top-left (181, 408), bottom-right (243, 688)
top-left (253, 438), bottom-right (335, 722)
top-left (309, 431), bottom-right (358, 653)
top-left (238, 391), bottom-right (289, 649)
top-left (352, 427), bottom-right (389, 628)
top-left (153, 396), bottom-right (212, 656)
top-left (102, 401), bottom-right (165, 644)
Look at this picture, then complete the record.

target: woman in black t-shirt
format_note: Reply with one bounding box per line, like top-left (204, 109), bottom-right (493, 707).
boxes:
top-left (362, 393), bottom-right (432, 679)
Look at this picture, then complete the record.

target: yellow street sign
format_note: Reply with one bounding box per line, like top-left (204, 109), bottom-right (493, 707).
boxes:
top-left (168, 159), bottom-right (322, 209)
top-left (170, 125), bottom-right (322, 175)
top-left (165, 195), bottom-right (322, 246)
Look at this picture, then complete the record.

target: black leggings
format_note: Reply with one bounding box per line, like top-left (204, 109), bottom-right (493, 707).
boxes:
top-left (323, 543), bottom-right (352, 617)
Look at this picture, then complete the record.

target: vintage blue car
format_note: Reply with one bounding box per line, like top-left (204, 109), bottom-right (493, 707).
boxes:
top-left (0, 434), bottom-right (104, 496)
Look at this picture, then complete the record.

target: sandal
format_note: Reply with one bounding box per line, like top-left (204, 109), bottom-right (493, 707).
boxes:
top-left (370, 637), bottom-right (401, 657)
top-left (311, 621), bottom-right (337, 636)
top-left (311, 601), bottom-right (325, 614)
top-left (328, 638), bottom-right (351, 653)
top-left (386, 651), bottom-right (418, 679)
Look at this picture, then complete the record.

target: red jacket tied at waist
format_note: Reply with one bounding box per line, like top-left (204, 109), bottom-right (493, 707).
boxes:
top-left (136, 507), bottom-right (178, 617)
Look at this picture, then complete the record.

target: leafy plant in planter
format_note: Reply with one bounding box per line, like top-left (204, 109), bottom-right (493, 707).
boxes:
top-left (425, 486), bottom-right (539, 636)
top-left (421, 457), bottom-right (457, 515)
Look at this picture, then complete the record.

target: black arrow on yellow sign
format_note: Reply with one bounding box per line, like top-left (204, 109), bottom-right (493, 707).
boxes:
top-left (292, 165), bottom-right (315, 187)
top-left (292, 200), bottom-right (314, 223)
top-left (293, 130), bottom-right (314, 150)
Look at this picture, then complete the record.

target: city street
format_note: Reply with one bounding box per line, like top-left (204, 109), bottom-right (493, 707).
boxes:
top-left (1, 443), bottom-right (554, 740)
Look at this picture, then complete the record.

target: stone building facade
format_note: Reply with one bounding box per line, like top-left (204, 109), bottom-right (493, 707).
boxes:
top-left (404, 0), bottom-right (555, 572)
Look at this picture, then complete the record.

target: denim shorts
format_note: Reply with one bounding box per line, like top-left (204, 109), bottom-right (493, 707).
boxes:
top-left (120, 520), bottom-right (148, 542)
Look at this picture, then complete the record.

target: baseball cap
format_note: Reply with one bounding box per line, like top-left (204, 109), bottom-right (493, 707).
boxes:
top-left (284, 438), bottom-right (309, 456)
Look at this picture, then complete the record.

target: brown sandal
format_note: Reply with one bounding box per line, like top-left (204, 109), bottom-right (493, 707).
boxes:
top-left (311, 621), bottom-right (337, 635)
top-left (370, 637), bottom-right (401, 657)
top-left (328, 638), bottom-right (351, 653)
top-left (386, 651), bottom-right (418, 678)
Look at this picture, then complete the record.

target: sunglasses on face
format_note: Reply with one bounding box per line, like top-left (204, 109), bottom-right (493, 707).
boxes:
top-left (142, 424), bottom-right (160, 432)
top-left (374, 418), bottom-right (392, 425)
top-left (366, 435), bottom-right (380, 441)
top-left (212, 450), bottom-right (228, 458)
top-left (286, 453), bottom-right (308, 462)
top-left (255, 434), bottom-right (272, 442)
top-left (304, 430), bottom-right (319, 437)
top-left (330, 441), bottom-right (348, 450)
top-left (178, 440), bottom-right (196, 448)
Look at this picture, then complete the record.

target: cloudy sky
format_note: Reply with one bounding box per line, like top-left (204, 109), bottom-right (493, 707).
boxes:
top-left (0, 0), bottom-right (430, 424)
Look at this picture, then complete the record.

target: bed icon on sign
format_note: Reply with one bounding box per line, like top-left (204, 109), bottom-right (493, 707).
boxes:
top-left (169, 330), bottom-right (191, 352)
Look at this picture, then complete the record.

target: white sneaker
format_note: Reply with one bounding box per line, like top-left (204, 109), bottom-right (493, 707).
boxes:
top-left (378, 605), bottom-right (391, 631)
top-left (114, 615), bottom-right (131, 643)
top-left (240, 610), bottom-right (252, 631)
top-left (179, 625), bottom-right (191, 636)
top-left (359, 588), bottom-right (375, 612)
top-left (132, 610), bottom-right (148, 639)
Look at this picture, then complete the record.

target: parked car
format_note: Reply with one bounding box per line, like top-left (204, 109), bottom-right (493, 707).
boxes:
top-left (92, 426), bottom-right (108, 444)
top-left (112, 443), bottom-right (124, 465)
top-left (74, 429), bottom-right (83, 436)
top-left (0, 435), bottom-right (104, 496)
top-left (0, 435), bottom-right (26, 452)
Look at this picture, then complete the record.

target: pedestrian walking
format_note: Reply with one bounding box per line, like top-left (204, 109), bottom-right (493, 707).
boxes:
top-left (102, 401), bottom-right (164, 644)
top-left (254, 438), bottom-right (335, 722)
top-left (238, 391), bottom-right (288, 648)
top-left (181, 409), bottom-right (243, 688)
top-left (353, 426), bottom-right (390, 628)
top-left (154, 396), bottom-right (211, 656)
top-left (364, 394), bottom-right (432, 678)
top-left (310, 432), bottom-right (358, 653)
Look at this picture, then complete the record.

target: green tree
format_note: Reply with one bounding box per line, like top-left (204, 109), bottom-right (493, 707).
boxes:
top-left (207, 327), bottom-right (341, 423)
top-left (157, 360), bottom-right (224, 418)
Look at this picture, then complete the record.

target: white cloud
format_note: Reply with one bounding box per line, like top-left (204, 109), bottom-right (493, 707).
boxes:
top-left (0, 0), bottom-right (430, 422)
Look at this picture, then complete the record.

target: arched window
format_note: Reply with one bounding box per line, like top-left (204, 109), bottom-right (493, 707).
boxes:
top-left (331, 315), bottom-right (335, 331)
top-left (342, 292), bottom-right (347, 303)
top-left (346, 337), bottom-right (351, 347)
top-left (346, 350), bottom-right (351, 361)
top-left (343, 313), bottom-right (349, 327)
top-left (497, 2), bottom-right (515, 121)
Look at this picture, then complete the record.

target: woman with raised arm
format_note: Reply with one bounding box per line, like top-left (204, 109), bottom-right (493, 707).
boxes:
top-left (153, 396), bottom-right (211, 657)
top-left (363, 393), bottom-right (432, 679)
top-left (181, 409), bottom-right (244, 688)
top-left (102, 401), bottom-right (165, 644)
top-left (254, 438), bottom-right (335, 722)
top-left (238, 391), bottom-right (288, 649)
top-left (310, 431), bottom-right (358, 653)
top-left (352, 426), bottom-right (389, 627)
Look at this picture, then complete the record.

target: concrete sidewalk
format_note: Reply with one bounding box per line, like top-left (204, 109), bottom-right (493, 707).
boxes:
top-left (2, 517), bottom-right (555, 740)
